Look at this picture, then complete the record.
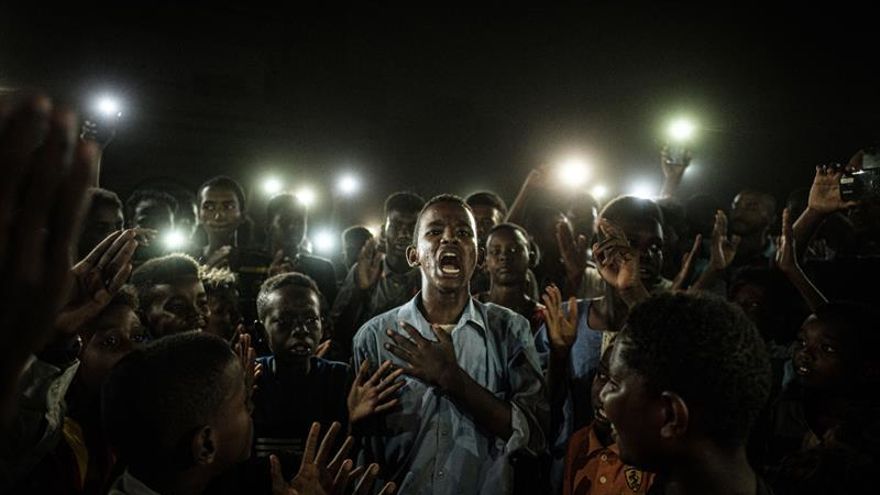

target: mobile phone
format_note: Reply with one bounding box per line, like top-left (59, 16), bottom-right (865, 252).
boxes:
top-left (840, 170), bottom-right (880, 202)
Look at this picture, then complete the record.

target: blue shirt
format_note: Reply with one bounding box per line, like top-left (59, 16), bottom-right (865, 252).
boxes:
top-left (352, 295), bottom-right (549, 495)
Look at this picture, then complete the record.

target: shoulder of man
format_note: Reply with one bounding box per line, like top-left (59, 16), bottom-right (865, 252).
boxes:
top-left (351, 303), bottom-right (405, 349)
top-left (480, 300), bottom-right (531, 337)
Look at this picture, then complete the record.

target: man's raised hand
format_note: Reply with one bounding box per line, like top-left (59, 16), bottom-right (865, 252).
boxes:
top-left (348, 360), bottom-right (404, 424)
top-left (356, 238), bottom-right (384, 290)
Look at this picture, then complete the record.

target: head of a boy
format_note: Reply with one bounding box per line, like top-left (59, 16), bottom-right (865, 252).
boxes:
top-left (257, 272), bottom-right (326, 365)
top-left (408, 195), bottom-right (480, 294)
top-left (599, 196), bottom-right (665, 287)
top-left (600, 292), bottom-right (771, 472)
top-left (102, 332), bottom-right (253, 482)
top-left (78, 286), bottom-right (149, 394)
top-left (131, 253), bottom-right (210, 338)
top-left (485, 223), bottom-right (533, 288)
top-left (794, 302), bottom-right (880, 392)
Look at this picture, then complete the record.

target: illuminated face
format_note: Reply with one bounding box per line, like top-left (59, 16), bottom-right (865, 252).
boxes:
top-left (199, 186), bottom-right (242, 236)
top-left (599, 338), bottom-right (666, 470)
top-left (793, 315), bottom-right (849, 391)
top-left (143, 278), bottom-right (210, 338)
top-left (409, 201), bottom-right (479, 293)
top-left (262, 285), bottom-right (323, 364)
top-left (79, 305), bottom-right (149, 393)
top-left (485, 227), bottom-right (530, 287)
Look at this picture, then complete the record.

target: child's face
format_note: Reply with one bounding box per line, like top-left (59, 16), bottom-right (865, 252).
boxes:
top-left (79, 305), bottom-right (149, 393)
top-left (143, 278), bottom-right (210, 338)
top-left (209, 360), bottom-right (254, 470)
top-left (793, 315), bottom-right (849, 390)
top-left (262, 285), bottom-right (323, 364)
top-left (485, 228), bottom-right (530, 287)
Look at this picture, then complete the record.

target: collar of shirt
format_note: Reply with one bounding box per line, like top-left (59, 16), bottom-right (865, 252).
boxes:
top-left (396, 293), bottom-right (487, 338)
top-left (584, 422), bottom-right (620, 458)
top-left (110, 470), bottom-right (162, 495)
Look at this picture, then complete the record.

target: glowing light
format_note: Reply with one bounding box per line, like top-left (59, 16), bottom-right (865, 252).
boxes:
top-left (591, 184), bottom-right (609, 200)
top-left (337, 174), bottom-right (360, 195)
top-left (365, 222), bottom-right (382, 238)
top-left (296, 187), bottom-right (316, 207)
top-left (162, 230), bottom-right (188, 251)
top-left (262, 177), bottom-right (283, 195)
top-left (668, 118), bottom-right (696, 142)
top-left (313, 229), bottom-right (337, 254)
top-left (556, 157), bottom-right (591, 188)
top-left (95, 96), bottom-right (122, 117)
top-left (628, 181), bottom-right (656, 199)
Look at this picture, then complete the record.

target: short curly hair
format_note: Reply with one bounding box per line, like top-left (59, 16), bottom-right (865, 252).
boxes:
top-left (412, 194), bottom-right (475, 244)
top-left (131, 253), bottom-right (202, 310)
top-left (620, 291), bottom-right (772, 447)
top-left (256, 272), bottom-right (326, 321)
top-left (101, 332), bottom-right (237, 470)
top-left (465, 191), bottom-right (508, 217)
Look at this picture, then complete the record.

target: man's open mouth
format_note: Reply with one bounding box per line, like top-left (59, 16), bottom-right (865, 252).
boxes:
top-left (288, 342), bottom-right (312, 355)
top-left (439, 251), bottom-right (462, 275)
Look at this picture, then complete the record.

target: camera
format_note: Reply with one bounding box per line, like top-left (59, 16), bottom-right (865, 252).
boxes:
top-left (840, 147), bottom-right (880, 202)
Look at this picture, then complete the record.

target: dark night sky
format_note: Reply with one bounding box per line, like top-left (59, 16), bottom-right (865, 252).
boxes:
top-left (1, 4), bottom-right (877, 230)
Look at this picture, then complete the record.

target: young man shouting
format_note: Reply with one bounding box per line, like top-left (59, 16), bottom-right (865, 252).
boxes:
top-left (352, 195), bottom-right (548, 494)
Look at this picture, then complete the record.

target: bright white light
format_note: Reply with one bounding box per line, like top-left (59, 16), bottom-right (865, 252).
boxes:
top-left (95, 96), bottom-right (122, 117)
top-left (668, 118), bottom-right (696, 142)
top-left (313, 229), bottom-right (337, 254)
top-left (366, 223), bottom-right (382, 238)
top-left (556, 157), bottom-right (591, 188)
top-left (337, 175), bottom-right (360, 195)
top-left (628, 181), bottom-right (656, 199)
top-left (591, 184), bottom-right (609, 200)
top-left (262, 177), bottom-right (283, 195)
top-left (296, 187), bottom-right (316, 207)
top-left (162, 230), bottom-right (188, 251)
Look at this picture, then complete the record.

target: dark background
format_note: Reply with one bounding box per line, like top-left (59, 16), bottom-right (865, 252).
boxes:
top-left (1, 3), bottom-right (877, 233)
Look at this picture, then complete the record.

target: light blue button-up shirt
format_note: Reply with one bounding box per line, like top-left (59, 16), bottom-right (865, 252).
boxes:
top-left (352, 295), bottom-right (549, 495)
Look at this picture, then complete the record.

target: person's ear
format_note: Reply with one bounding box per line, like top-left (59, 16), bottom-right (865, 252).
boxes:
top-left (659, 391), bottom-right (689, 440)
top-left (191, 425), bottom-right (217, 466)
top-left (406, 245), bottom-right (420, 267)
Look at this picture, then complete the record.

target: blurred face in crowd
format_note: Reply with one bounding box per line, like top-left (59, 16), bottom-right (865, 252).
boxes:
top-left (567, 203), bottom-right (598, 241)
top-left (78, 304), bottom-right (149, 393)
top-left (485, 227), bottom-right (530, 288)
top-left (269, 204), bottom-right (307, 255)
top-left (262, 285), bottom-right (323, 366)
top-left (205, 288), bottom-right (241, 341)
top-left (793, 315), bottom-right (850, 391)
top-left (409, 201), bottom-right (479, 294)
top-left (79, 202), bottom-right (124, 257)
top-left (176, 200), bottom-right (199, 239)
top-left (200, 186), bottom-right (242, 238)
top-left (342, 229), bottom-right (373, 269)
top-left (384, 209), bottom-right (419, 267)
top-left (599, 337), bottom-right (667, 470)
top-left (730, 191), bottom-right (773, 237)
top-left (470, 204), bottom-right (505, 248)
top-left (132, 198), bottom-right (175, 233)
top-left (142, 278), bottom-right (210, 338)
top-left (730, 282), bottom-right (776, 341)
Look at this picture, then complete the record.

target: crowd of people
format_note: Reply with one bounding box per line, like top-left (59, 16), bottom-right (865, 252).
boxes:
top-left (1, 93), bottom-right (878, 495)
